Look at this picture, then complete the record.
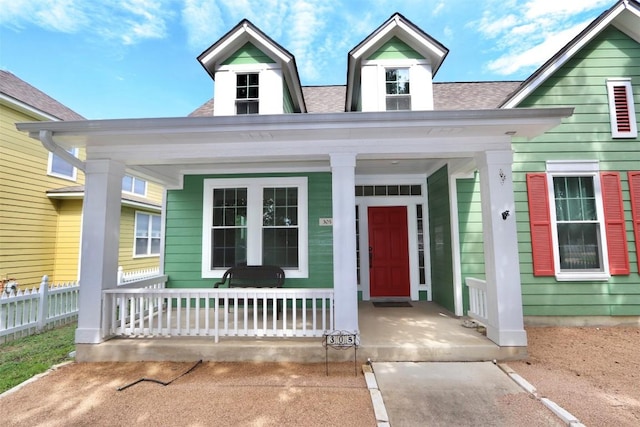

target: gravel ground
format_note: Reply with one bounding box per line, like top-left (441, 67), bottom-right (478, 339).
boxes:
top-left (509, 326), bottom-right (640, 426)
top-left (1, 326), bottom-right (638, 426)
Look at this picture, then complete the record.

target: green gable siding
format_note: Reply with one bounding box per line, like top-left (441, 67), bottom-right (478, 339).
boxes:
top-left (456, 175), bottom-right (485, 313)
top-left (164, 173), bottom-right (333, 289)
top-left (428, 165), bottom-right (455, 312)
top-left (283, 83), bottom-right (294, 113)
top-left (367, 36), bottom-right (424, 60)
top-left (221, 42), bottom-right (276, 65)
top-left (513, 26), bottom-right (640, 316)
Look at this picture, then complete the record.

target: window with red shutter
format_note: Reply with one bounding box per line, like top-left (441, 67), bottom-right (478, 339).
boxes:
top-left (526, 173), bottom-right (555, 276)
top-left (606, 79), bottom-right (638, 138)
top-left (600, 172), bottom-right (629, 275)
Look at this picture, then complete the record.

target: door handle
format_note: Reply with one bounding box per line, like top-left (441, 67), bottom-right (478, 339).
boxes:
top-left (369, 246), bottom-right (373, 268)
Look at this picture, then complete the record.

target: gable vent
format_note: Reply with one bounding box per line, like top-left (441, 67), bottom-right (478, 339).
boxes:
top-left (606, 79), bottom-right (637, 138)
top-left (613, 85), bottom-right (631, 133)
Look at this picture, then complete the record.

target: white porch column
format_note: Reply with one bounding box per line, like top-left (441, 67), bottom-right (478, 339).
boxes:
top-left (330, 153), bottom-right (359, 333)
top-left (75, 159), bottom-right (125, 344)
top-left (476, 150), bottom-right (527, 346)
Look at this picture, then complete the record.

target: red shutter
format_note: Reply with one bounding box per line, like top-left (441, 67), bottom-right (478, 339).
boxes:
top-left (613, 85), bottom-right (631, 133)
top-left (628, 172), bottom-right (640, 272)
top-left (526, 173), bottom-right (555, 276)
top-left (600, 172), bottom-right (629, 275)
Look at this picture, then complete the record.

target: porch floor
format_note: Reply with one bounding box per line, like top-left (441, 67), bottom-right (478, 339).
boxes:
top-left (76, 301), bottom-right (527, 363)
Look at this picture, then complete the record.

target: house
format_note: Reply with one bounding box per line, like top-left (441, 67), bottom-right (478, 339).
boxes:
top-left (0, 71), bottom-right (163, 290)
top-left (13, 1), bottom-right (638, 362)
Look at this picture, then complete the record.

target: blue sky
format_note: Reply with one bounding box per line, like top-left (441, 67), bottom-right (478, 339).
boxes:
top-left (0, 0), bottom-right (615, 119)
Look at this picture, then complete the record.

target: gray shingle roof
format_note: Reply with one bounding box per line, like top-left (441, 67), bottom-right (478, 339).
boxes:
top-left (189, 81), bottom-right (523, 116)
top-left (0, 70), bottom-right (85, 121)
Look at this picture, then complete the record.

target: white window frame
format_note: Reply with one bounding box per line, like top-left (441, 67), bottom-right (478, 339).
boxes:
top-left (606, 78), bottom-right (637, 138)
top-left (47, 148), bottom-right (78, 181)
top-left (546, 161), bottom-right (610, 281)
top-left (384, 67), bottom-right (411, 111)
top-left (202, 177), bottom-right (308, 278)
top-left (133, 211), bottom-right (161, 258)
top-left (235, 72), bottom-right (259, 115)
top-left (123, 175), bottom-right (147, 196)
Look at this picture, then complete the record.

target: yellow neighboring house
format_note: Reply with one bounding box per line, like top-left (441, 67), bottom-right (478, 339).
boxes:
top-left (0, 70), bottom-right (163, 290)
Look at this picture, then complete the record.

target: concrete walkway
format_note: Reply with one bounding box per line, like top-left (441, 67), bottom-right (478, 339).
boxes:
top-left (372, 362), bottom-right (564, 427)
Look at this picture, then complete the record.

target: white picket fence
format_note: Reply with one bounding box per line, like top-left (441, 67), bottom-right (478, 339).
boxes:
top-left (0, 267), bottom-right (165, 343)
top-left (465, 277), bottom-right (488, 326)
top-left (0, 276), bottom-right (79, 343)
top-left (102, 288), bottom-right (335, 343)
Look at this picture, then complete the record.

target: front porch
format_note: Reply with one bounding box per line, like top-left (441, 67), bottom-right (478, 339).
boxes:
top-left (76, 301), bottom-right (526, 362)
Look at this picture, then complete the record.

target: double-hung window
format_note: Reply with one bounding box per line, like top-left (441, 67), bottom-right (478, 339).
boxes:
top-left (134, 212), bottom-right (161, 257)
top-left (202, 177), bottom-right (308, 278)
top-left (527, 161), bottom-right (629, 280)
top-left (48, 148), bottom-right (78, 181)
top-left (236, 73), bottom-right (259, 114)
top-left (385, 68), bottom-right (410, 111)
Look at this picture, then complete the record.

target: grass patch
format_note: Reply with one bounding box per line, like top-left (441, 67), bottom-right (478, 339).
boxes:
top-left (0, 322), bottom-right (76, 394)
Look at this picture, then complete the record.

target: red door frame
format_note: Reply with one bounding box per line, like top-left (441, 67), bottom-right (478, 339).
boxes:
top-left (368, 206), bottom-right (411, 298)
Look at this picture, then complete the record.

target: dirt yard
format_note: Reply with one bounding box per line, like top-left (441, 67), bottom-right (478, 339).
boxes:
top-left (0, 326), bottom-right (638, 426)
top-left (508, 326), bottom-right (640, 426)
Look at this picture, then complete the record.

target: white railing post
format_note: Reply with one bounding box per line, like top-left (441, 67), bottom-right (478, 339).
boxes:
top-left (36, 275), bottom-right (49, 332)
top-left (117, 266), bottom-right (124, 285)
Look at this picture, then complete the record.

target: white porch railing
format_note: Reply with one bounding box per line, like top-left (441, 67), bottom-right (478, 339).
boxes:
top-left (117, 266), bottom-right (161, 285)
top-left (465, 277), bottom-right (488, 326)
top-left (0, 276), bottom-right (79, 343)
top-left (102, 288), bottom-right (334, 343)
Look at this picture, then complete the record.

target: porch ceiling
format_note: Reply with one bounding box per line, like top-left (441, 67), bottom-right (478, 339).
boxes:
top-left (17, 108), bottom-right (572, 187)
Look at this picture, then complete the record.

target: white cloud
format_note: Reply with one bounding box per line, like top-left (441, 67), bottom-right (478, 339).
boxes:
top-left (0, 0), bottom-right (171, 45)
top-left (474, 0), bottom-right (611, 77)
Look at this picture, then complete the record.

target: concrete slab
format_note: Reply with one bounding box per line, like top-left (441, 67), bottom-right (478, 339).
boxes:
top-left (372, 362), bottom-right (562, 427)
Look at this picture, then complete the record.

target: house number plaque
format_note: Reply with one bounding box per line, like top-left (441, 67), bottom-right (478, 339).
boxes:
top-left (322, 331), bottom-right (359, 376)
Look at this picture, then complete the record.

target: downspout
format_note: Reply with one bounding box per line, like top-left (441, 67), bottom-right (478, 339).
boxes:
top-left (39, 130), bottom-right (85, 172)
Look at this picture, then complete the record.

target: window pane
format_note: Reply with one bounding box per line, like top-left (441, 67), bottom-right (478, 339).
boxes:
top-left (133, 178), bottom-right (146, 195)
top-left (150, 238), bottom-right (161, 254)
top-left (135, 238), bottom-right (148, 256)
top-left (151, 215), bottom-right (161, 238)
top-left (211, 228), bottom-right (246, 268)
top-left (554, 177), bottom-right (597, 221)
top-left (237, 74), bottom-right (247, 86)
top-left (136, 214), bottom-right (149, 237)
top-left (122, 175), bottom-right (133, 192)
top-left (51, 154), bottom-right (74, 177)
top-left (557, 223), bottom-right (600, 270)
top-left (262, 228), bottom-right (298, 267)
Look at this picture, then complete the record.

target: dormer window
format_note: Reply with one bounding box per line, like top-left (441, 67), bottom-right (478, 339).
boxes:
top-left (385, 68), bottom-right (410, 111)
top-left (236, 73), bottom-right (259, 114)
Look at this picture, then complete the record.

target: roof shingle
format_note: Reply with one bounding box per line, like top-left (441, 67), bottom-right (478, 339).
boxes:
top-left (0, 70), bottom-right (85, 121)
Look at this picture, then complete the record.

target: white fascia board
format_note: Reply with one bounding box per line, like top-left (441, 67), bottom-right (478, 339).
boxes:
top-left (46, 191), bottom-right (161, 211)
top-left (502, 3), bottom-right (627, 108)
top-left (1, 94), bottom-right (60, 122)
top-left (396, 20), bottom-right (447, 62)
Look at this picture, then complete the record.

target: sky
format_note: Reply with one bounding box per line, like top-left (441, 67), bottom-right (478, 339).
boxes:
top-left (0, 0), bottom-right (616, 120)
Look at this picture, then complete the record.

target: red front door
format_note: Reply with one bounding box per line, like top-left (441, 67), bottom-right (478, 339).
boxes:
top-left (368, 206), bottom-right (410, 298)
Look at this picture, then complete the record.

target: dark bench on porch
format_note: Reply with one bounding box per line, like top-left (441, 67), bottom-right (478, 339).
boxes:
top-left (213, 265), bottom-right (285, 317)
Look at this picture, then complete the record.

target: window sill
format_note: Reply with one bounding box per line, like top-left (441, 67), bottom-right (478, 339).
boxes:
top-left (555, 272), bottom-right (611, 281)
top-left (133, 254), bottom-right (161, 259)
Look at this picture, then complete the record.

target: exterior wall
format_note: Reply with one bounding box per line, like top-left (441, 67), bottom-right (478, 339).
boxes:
top-left (0, 105), bottom-right (84, 288)
top-left (513, 27), bottom-right (640, 316)
top-left (164, 172), bottom-right (333, 288)
top-left (52, 199), bottom-right (82, 283)
top-left (118, 206), bottom-right (161, 272)
top-left (427, 165), bottom-right (455, 311)
top-left (456, 175), bottom-right (485, 312)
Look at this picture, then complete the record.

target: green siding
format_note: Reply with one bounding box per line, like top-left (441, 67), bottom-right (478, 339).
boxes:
top-left (283, 83), bottom-right (294, 113)
top-left (221, 42), bottom-right (275, 65)
top-left (164, 173), bottom-right (333, 289)
top-left (513, 26), bottom-right (640, 317)
top-left (367, 36), bottom-right (424, 60)
top-left (428, 165), bottom-right (455, 312)
top-left (456, 175), bottom-right (485, 313)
